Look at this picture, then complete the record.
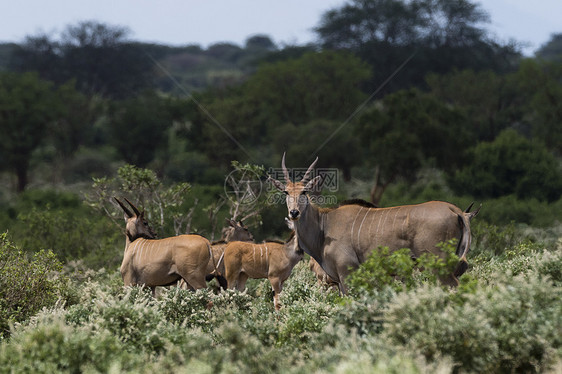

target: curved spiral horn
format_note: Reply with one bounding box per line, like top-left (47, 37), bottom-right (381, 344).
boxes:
top-left (301, 156), bottom-right (319, 184)
top-left (124, 197), bottom-right (141, 216)
top-left (281, 152), bottom-right (291, 182)
top-left (114, 197), bottom-right (133, 218)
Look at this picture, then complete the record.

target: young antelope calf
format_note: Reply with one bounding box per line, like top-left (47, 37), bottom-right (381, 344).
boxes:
top-left (224, 232), bottom-right (303, 310)
top-left (309, 257), bottom-right (339, 290)
top-left (205, 219), bottom-right (254, 289)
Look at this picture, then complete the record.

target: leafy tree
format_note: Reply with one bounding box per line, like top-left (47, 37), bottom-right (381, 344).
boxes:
top-left (0, 72), bottom-right (62, 191)
top-left (256, 44), bottom-right (317, 65)
top-left (452, 129), bottom-right (562, 201)
top-left (245, 35), bottom-right (276, 51)
top-left (191, 50), bottom-right (371, 167)
top-left (245, 50), bottom-right (371, 126)
top-left (107, 91), bottom-right (182, 167)
top-left (535, 33), bottom-right (562, 62)
top-left (271, 119), bottom-right (360, 181)
top-left (10, 21), bottom-right (154, 98)
top-left (86, 164), bottom-right (193, 237)
top-left (205, 42), bottom-right (243, 63)
top-left (47, 80), bottom-right (101, 168)
top-left (8, 34), bottom-right (65, 83)
top-left (426, 69), bottom-right (520, 142)
top-left (356, 88), bottom-right (470, 204)
top-left (514, 59), bottom-right (562, 155)
top-left (315, 0), bottom-right (520, 92)
top-left (0, 43), bottom-right (17, 71)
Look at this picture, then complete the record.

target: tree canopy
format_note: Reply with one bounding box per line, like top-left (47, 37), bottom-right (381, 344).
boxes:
top-left (315, 0), bottom-right (520, 92)
top-left (356, 88), bottom-right (470, 204)
top-left (0, 72), bottom-right (63, 191)
top-left (9, 21), bottom-right (154, 98)
top-left (452, 129), bottom-right (562, 202)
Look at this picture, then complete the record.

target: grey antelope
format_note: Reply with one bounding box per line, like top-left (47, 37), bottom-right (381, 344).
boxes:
top-left (179, 219), bottom-right (254, 290)
top-left (269, 154), bottom-right (480, 294)
top-left (115, 198), bottom-right (211, 295)
top-left (309, 200), bottom-right (376, 290)
top-left (224, 220), bottom-right (303, 310)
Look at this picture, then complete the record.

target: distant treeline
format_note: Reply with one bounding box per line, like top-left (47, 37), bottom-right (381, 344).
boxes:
top-left (0, 0), bottom-right (561, 207)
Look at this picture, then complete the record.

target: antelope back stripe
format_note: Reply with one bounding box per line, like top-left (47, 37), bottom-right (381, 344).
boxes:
top-left (350, 207), bottom-right (364, 250)
top-left (391, 207), bottom-right (401, 238)
top-left (264, 244), bottom-right (269, 272)
top-left (356, 207), bottom-right (370, 251)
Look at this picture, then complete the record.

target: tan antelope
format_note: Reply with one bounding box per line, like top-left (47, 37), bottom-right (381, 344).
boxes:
top-left (269, 154), bottom-right (480, 294)
top-left (224, 220), bottom-right (303, 310)
top-left (309, 257), bottom-right (338, 289)
top-left (196, 219), bottom-right (254, 289)
top-left (115, 198), bottom-right (211, 295)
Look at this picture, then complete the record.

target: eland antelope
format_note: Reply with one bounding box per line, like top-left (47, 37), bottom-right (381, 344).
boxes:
top-left (115, 197), bottom-right (211, 295)
top-left (224, 221), bottom-right (303, 310)
top-left (269, 154), bottom-right (480, 294)
top-left (188, 219), bottom-right (254, 290)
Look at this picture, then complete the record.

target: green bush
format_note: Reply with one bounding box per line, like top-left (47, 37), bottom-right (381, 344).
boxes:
top-left (158, 287), bottom-right (214, 328)
top-left (452, 129), bottom-right (562, 202)
top-left (383, 270), bottom-right (562, 373)
top-left (474, 194), bottom-right (562, 227)
top-left (15, 206), bottom-right (120, 266)
top-left (0, 233), bottom-right (69, 338)
top-left (347, 241), bottom-right (460, 296)
top-left (1, 238), bottom-right (560, 373)
top-left (0, 189), bottom-right (121, 269)
top-left (0, 315), bottom-right (139, 373)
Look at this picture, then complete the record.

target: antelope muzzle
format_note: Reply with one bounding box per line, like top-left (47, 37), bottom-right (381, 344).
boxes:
top-left (289, 209), bottom-right (300, 220)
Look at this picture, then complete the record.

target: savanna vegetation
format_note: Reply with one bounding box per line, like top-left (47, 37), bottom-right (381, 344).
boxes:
top-left (1, 0), bottom-right (561, 372)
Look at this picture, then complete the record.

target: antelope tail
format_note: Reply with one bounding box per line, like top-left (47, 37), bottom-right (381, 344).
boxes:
top-left (454, 203), bottom-right (481, 278)
top-left (208, 242), bottom-right (218, 275)
top-left (216, 250), bottom-right (226, 277)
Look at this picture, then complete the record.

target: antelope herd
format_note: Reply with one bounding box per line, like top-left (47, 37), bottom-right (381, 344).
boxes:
top-left (116, 153), bottom-right (480, 309)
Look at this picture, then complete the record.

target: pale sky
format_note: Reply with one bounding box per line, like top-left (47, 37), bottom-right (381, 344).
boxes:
top-left (1, 0), bottom-right (561, 56)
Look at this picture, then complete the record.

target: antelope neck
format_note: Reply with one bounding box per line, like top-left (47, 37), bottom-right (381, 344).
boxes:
top-left (294, 202), bottom-right (325, 265)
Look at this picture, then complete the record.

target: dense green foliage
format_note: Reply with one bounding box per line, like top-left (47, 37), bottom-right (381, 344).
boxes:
top-left (0, 232), bottom-right (560, 372)
top-left (0, 7), bottom-right (560, 203)
top-left (0, 233), bottom-right (71, 338)
top-left (315, 0), bottom-right (520, 91)
top-left (347, 240), bottom-right (460, 296)
top-left (453, 129), bottom-right (562, 201)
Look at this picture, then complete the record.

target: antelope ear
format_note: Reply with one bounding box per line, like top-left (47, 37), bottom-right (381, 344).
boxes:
top-left (268, 176), bottom-right (285, 192)
top-left (226, 218), bottom-right (236, 227)
top-left (304, 175), bottom-right (322, 192)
